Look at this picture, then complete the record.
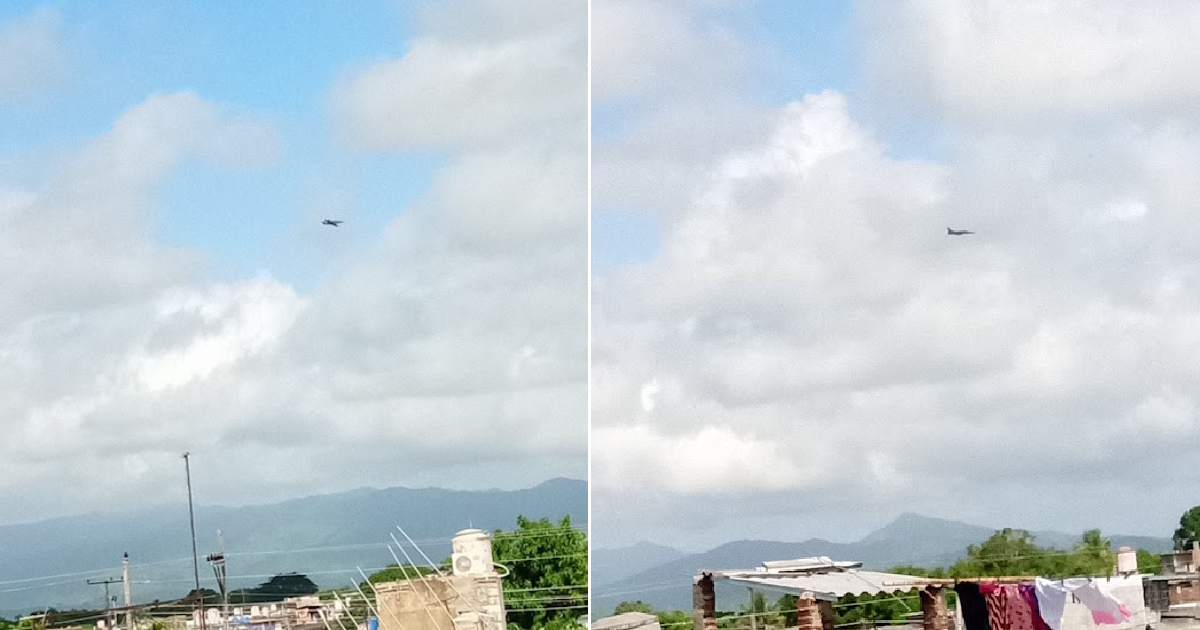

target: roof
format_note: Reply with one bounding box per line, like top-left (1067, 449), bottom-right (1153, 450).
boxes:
top-left (592, 612), bottom-right (662, 630)
top-left (713, 569), bottom-right (929, 601)
top-left (700, 558), bottom-right (929, 602)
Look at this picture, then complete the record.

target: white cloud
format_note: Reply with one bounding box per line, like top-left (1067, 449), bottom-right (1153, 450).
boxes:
top-left (592, 424), bottom-right (817, 493)
top-left (593, 35), bottom-right (1200, 545)
top-left (859, 0), bottom-right (1200, 124)
top-left (0, 1), bottom-right (586, 522)
top-left (333, 0), bottom-right (584, 151)
top-left (0, 7), bottom-right (69, 99)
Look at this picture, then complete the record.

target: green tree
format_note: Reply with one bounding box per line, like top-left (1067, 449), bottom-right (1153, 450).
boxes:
top-left (1175, 506), bottom-right (1200, 550)
top-left (1070, 529), bottom-right (1113, 575)
top-left (493, 515), bottom-right (587, 630)
top-left (1137, 549), bottom-right (1162, 574)
top-left (951, 528), bottom-right (1045, 577)
top-left (613, 602), bottom-right (654, 615)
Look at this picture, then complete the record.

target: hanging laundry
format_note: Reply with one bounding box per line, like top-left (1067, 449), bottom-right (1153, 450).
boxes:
top-left (1034, 577), bottom-right (1089, 630)
top-left (1018, 584), bottom-right (1052, 630)
top-left (1034, 577), bottom-right (1132, 629)
top-left (981, 584), bottom-right (1007, 630)
top-left (1072, 581), bottom-right (1131, 625)
top-left (1000, 585), bottom-right (1036, 630)
top-left (956, 582), bottom-right (994, 630)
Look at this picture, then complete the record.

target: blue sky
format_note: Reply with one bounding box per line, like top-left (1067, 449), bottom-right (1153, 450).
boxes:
top-left (590, 0), bottom-right (951, 273)
top-left (0, 0), bottom-right (443, 288)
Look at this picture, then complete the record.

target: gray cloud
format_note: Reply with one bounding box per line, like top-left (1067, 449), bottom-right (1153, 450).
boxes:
top-left (592, 0), bottom-right (1200, 549)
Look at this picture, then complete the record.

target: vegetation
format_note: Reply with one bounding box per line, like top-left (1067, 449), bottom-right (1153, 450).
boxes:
top-left (1175, 506), bottom-right (1200, 550)
top-left (494, 516), bottom-right (587, 630)
top-left (613, 526), bottom-right (1167, 630)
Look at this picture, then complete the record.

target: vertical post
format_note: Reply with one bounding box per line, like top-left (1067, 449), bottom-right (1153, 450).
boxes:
top-left (921, 587), bottom-right (951, 630)
top-left (817, 600), bottom-right (835, 630)
top-left (184, 452), bottom-right (206, 630)
top-left (123, 553), bottom-right (133, 630)
top-left (796, 597), bottom-right (823, 630)
top-left (692, 574), bottom-right (717, 630)
top-left (748, 588), bottom-right (757, 630)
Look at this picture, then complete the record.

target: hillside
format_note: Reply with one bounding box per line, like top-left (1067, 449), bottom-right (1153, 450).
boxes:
top-left (0, 478), bottom-right (586, 618)
top-left (592, 513), bottom-right (1172, 615)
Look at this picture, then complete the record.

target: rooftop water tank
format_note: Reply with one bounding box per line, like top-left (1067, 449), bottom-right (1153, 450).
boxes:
top-left (1117, 547), bottom-right (1137, 574)
top-left (451, 528), bottom-right (495, 577)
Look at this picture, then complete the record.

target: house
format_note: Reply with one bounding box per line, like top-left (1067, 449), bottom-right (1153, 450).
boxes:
top-left (591, 612), bottom-right (661, 630)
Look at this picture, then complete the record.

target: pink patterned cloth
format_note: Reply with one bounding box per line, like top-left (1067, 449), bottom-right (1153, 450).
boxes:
top-left (1017, 584), bottom-right (1052, 630)
top-left (981, 584), bottom-right (1013, 630)
top-left (1001, 585), bottom-right (1035, 630)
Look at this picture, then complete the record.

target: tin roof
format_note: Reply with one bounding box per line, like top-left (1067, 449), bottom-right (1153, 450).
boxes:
top-left (711, 569), bottom-right (928, 601)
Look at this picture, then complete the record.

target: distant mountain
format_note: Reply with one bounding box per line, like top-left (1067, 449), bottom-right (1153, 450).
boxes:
top-left (0, 478), bottom-right (585, 619)
top-left (593, 542), bottom-right (686, 586)
top-left (592, 513), bottom-right (1172, 616)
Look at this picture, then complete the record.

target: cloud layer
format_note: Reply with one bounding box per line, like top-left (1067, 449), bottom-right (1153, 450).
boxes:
top-left (592, 0), bottom-right (1200, 549)
top-left (0, 1), bottom-right (586, 523)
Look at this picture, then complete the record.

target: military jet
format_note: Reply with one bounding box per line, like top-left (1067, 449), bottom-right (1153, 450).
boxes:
top-left (322, 219), bottom-right (344, 227)
top-left (947, 227), bottom-right (974, 236)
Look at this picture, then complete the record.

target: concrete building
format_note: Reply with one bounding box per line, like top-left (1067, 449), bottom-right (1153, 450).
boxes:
top-left (693, 556), bottom-right (1151, 630)
top-left (375, 529), bottom-right (506, 630)
top-left (591, 612), bottom-right (661, 630)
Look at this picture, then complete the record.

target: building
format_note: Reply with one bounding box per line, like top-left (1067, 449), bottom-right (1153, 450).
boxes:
top-left (374, 529), bottom-right (506, 630)
top-left (591, 612), bottom-right (661, 630)
top-left (693, 556), bottom-right (1151, 630)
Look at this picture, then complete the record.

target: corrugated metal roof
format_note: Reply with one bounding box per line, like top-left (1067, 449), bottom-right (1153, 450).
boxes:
top-left (714, 570), bottom-right (929, 601)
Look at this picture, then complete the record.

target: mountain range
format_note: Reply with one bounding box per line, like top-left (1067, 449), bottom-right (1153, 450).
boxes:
top-left (592, 513), bottom-right (1173, 616)
top-left (0, 478), bottom-right (586, 619)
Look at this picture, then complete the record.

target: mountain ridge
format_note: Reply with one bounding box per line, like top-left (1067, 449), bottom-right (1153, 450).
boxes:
top-left (592, 513), bottom-right (1173, 615)
top-left (0, 478), bottom-right (586, 619)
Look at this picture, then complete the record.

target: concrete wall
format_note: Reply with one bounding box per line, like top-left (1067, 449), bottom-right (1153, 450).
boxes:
top-left (377, 579), bottom-right (457, 630)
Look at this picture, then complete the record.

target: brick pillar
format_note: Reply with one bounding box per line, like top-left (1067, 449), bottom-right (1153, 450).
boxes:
top-left (797, 598), bottom-right (823, 630)
top-left (817, 600), bottom-right (835, 630)
top-left (693, 574), bottom-right (717, 630)
top-left (921, 587), bottom-right (951, 630)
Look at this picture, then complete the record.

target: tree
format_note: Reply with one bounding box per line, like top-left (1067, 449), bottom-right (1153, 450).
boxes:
top-left (951, 528), bottom-right (1045, 577)
top-left (492, 516), bottom-right (587, 630)
top-left (613, 602), bottom-right (654, 615)
top-left (1137, 549), bottom-right (1162, 574)
top-left (229, 573), bottom-right (319, 604)
top-left (1175, 506), bottom-right (1200, 550)
top-left (362, 564), bottom-right (439, 588)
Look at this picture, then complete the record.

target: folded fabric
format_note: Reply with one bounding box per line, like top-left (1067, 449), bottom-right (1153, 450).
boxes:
top-left (956, 582), bottom-right (994, 630)
top-left (1018, 584), bottom-right (1052, 630)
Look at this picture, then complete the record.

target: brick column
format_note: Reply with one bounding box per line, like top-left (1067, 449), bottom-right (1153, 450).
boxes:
top-left (817, 600), bottom-right (835, 630)
top-left (921, 587), bottom-right (951, 630)
top-left (693, 574), bottom-right (717, 630)
top-left (797, 598), bottom-right (823, 630)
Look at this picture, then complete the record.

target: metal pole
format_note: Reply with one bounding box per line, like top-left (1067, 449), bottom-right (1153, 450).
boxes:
top-left (123, 553), bottom-right (133, 630)
top-left (184, 452), bottom-right (207, 630)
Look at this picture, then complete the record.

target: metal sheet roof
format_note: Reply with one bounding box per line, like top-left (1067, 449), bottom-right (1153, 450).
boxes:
top-left (713, 570), bottom-right (929, 601)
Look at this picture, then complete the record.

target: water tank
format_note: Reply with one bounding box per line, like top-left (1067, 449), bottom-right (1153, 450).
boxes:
top-left (1117, 547), bottom-right (1137, 574)
top-left (451, 528), bottom-right (495, 576)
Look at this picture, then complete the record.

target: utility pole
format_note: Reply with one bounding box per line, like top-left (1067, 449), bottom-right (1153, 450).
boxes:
top-left (87, 576), bottom-right (121, 629)
top-left (123, 553), bottom-right (133, 630)
top-left (207, 530), bottom-right (229, 630)
top-left (184, 452), bottom-right (207, 630)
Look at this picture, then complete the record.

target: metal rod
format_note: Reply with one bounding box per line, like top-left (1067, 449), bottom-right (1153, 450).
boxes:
top-left (184, 452), bottom-right (206, 630)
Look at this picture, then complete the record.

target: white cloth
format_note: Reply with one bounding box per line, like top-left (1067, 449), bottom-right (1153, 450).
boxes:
top-left (1072, 581), bottom-right (1130, 625)
top-left (1035, 578), bottom-right (1131, 629)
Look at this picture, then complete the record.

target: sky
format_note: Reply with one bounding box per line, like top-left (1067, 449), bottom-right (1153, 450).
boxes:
top-left (591, 0), bottom-right (1200, 552)
top-left (0, 0), bottom-right (587, 524)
